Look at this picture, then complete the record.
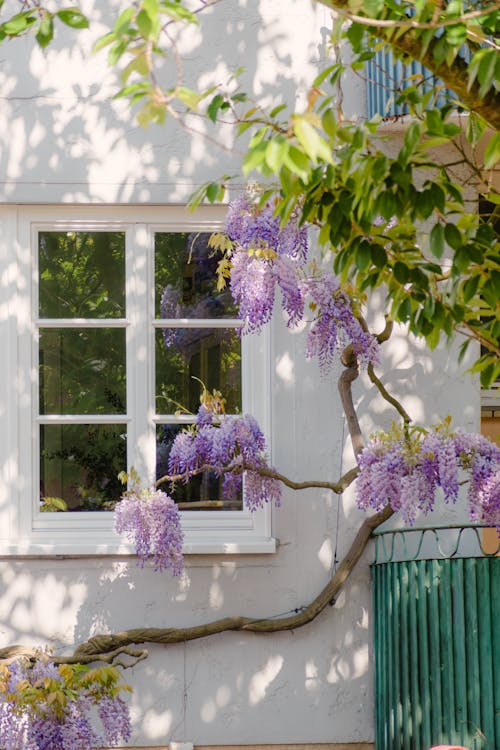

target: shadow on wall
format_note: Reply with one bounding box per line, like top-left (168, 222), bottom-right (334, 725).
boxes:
top-left (0, 552), bottom-right (374, 744)
top-left (0, 0), bottom-right (325, 203)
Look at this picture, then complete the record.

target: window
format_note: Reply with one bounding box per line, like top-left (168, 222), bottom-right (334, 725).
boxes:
top-left (4, 206), bottom-right (274, 555)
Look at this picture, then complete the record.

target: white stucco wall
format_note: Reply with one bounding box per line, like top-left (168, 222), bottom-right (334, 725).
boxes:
top-left (0, 0), bottom-right (480, 747)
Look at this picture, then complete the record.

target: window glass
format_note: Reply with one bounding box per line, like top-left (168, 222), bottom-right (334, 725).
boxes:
top-left (155, 232), bottom-right (237, 319)
top-left (40, 424), bottom-right (127, 512)
top-left (39, 231), bottom-right (125, 318)
top-left (39, 328), bottom-right (126, 415)
top-left (154, 231), bottom-right (243, 511)
top-left (36, 226), bottom-right (245, 515)
top-left (155, 327), bottom-right (241, 414)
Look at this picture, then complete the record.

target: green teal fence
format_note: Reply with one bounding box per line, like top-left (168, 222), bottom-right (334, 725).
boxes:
top-left (372, 526), bottom-right (499, 750)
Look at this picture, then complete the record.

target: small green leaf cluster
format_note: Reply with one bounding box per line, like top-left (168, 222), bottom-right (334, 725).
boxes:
top-left (0, 3), bottom-right (88, 48)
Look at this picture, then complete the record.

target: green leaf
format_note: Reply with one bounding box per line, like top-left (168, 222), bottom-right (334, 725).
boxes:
top-left (93, 31), bottom-right (115, 53)
top-left (136, 9), bottom-right (153, 38)
top-left (425, 325), bottom-right (441, 350)
top-left (176, 87), bottom-right (203, 110)
top-left (242, 142), bottom-right (268, 176)
top-left (444, 223), bottom-right (462, 250)
top-left (466, 112), bottom-right (487, 147)
top-left (393, 261), bottom-right (410, 284)
top-left (462, 274), bottom-right (480, 303)
top-left (293, 115), bottom-right (332, 164)
top-left (35, 13), bottom-right (54, 48)
top-left (484, 132), bottom-right (500, 170)
top-left (269, 103), bottom-right (287, 118)
top-left (206, 94), bottom-right (224, 123)
top-left (425, 109), bottom-right (443, 136)
top-left (283, 146), bottom-right (311, 182)
top-left (265, 138), bottom-right (289, 173)
top-left (3, 12), bottom-right (36, 35)
top-left (355, 241), bottom-right (371, 272)
top-left (159, 1), bottom-right (198, 24)
top-left (371, 244), bottom-right (387, 268)
top-left (321, 108), bottom-right (337, 137)
top-left (477, 48), bottom-right (497, 98)
top-left (397, 297), bottom-right (412, 322)
top-left (56, 8), bottom-right (89, 29)
top-left (206, 182), bottom-right (221, 203)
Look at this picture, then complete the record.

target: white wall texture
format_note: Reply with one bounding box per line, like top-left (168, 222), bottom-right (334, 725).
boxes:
top-left (0, 0), bottom-right (479, 746)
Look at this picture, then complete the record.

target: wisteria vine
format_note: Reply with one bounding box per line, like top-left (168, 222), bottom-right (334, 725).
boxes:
top-left (215, 191), bottom-right (380, 370)
top-left (112, 191), bottom-right (499, 573)
top-left (166, 401), bottom-right (281, 512)
top-left (356, 421), bottom-right (500, 530)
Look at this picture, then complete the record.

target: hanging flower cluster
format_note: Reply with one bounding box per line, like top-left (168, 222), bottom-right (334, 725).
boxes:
top-left (167, 403), bottom-right (281, 512)
top-left (223, 192), bottom-right (379, 370)
top-left (115, 486), bottom-right (184, 575)
top-left (0, 656), bottom-right (131, 750)
top-left (356, 422), bottom-right (500, 529)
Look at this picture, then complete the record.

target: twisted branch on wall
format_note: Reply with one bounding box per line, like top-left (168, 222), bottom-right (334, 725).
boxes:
top-left (0, 503), bottom-right (393, 667)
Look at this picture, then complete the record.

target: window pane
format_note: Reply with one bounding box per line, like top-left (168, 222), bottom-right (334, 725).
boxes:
top-left (40, 424), bottom-right (126, 512)
top-left (156, 424), bottom-right (242, 510)
top-left (156, 328), bottom-right (242, 414)
top-left (39, 231), bottom-right (125, 318)
top-left (155, 232), bottom-right (237, 319)
top-left (39, 329), bottom-right (126, 415)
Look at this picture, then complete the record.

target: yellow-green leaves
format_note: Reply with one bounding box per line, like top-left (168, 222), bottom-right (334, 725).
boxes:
top-left (292, 114), bottom-right (333, 165)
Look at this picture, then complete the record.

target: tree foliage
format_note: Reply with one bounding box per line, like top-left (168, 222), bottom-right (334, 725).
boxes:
top-left (2, 1), bottom-right (499, 383)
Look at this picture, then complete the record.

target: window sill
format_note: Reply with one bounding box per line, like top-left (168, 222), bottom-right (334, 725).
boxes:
top-left (0, 517), bottom-right (277, 557)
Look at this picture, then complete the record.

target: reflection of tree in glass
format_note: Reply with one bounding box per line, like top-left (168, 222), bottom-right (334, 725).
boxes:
top-left (39, 232), bottom-right (125, 318)
top-left (155, 232), bottom-right (242, 415)
top-left (41, 424), bottom-right (126, 511)
top-left (39, 329), bottom-right (126, 415)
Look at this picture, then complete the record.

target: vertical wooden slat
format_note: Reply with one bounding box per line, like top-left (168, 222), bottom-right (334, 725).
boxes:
top-left (391, 562), bottom-right (401, 748)
top-left (476, 559), bottom-right (495, 747)
top-left (408, 560), bottom-right (421, 750)
top-left (438, 559), bottom-right (458, 745)
top-left (417, 561), bottom-right (431, 749)
top-left (398, 563), bottom-right (411, 749)
top-left (491, 558), bottom-right (500, 747)
top-left (428, 559), bottom-right (443, 744)
top-left (464, 559), bottom-right (481, 750)
top-left (451, 559), bottom-right (468, 747)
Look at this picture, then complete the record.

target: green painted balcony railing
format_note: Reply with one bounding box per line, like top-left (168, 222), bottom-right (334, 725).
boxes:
top-left (372, 525), bottom-right (499, 750)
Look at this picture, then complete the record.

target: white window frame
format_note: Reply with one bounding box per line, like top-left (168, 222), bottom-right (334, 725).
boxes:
top-left (1, 205), bottom-right (275, 556)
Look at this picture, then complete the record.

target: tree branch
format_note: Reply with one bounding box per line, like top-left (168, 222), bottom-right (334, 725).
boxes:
top-left (22, 504), bottom-right (390, 665)
top-left (157, 462), bottom-right (359, 495)
top-left (316, 0), bottom-right (500, 130)
top-left (367, 363), bottom-right (412, 425)
top-left (338, 345), bottom-right (364, 458)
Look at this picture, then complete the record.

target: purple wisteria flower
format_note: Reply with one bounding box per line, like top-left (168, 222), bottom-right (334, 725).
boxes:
top-left (225, 191), bottom-right (379, 371)
top-left (0, 657), bottom-right (131, 750)
top-left (356, 424), bottom-right (500, 530)
top-left (115, 488), bottom-right (184, 575)
top-left (167, 405), bottom-right (281, 513)
top-left (302, 273), bottom-right (380, 370)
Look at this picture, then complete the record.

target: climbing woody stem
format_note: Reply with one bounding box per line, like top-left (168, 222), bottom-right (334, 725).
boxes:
top-left (0, 504), bottom-right (392, 665)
